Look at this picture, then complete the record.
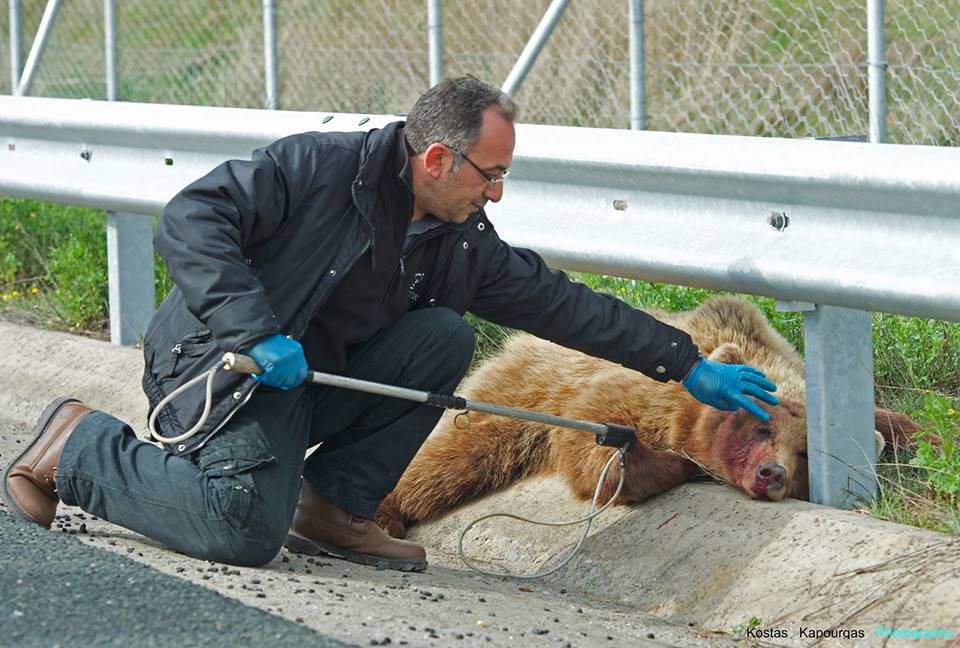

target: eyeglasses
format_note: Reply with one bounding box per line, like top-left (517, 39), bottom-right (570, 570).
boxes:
top-left (455, 149), bottom-right (509, 187)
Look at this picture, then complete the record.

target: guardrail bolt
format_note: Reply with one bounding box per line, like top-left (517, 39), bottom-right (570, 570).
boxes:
top-left (768, 210), bottom-right (789, 231)
top-left (613, 200), bottom-right (629, 211)
top-left (80, 149), bottom-right (92, 162)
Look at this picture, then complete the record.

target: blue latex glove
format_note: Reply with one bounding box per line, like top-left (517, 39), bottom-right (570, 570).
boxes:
top-left (247, 334), bottom-right (309, 390)
top-left (682, 356), bottom-right (779, 421)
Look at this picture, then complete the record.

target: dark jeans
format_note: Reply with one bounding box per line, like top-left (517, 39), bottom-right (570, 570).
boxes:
top-left (55, 309), bottom-right (475, 566)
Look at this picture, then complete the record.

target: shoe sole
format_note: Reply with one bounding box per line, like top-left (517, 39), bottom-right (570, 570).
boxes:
top-left (284, 532), bottom-right (428, 572)
top-left (1, 396), bottom-right (80, 525)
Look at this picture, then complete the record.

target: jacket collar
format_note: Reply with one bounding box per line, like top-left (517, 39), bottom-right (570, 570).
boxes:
top-left (351, 120), bottom-right (408, 217)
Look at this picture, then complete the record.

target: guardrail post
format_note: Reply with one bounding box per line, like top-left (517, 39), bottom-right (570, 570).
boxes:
top-left (802, 304), bottom-right (878, 507)
top-left (106, 213), bottom-right (154, 346)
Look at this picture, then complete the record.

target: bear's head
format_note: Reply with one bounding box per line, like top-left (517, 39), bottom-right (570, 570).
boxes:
top-left (696, 398), bottom-right (810, 501)
top-left (686, 342), bottom-right (906, 501)
top-left (677, 342), bottom-right (810, 500)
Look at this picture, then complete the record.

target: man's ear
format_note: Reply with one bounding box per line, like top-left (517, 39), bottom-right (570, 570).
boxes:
top-left (422, 143), bottom-right (448, 179)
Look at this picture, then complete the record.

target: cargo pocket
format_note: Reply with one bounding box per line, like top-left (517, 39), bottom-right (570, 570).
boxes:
top-left (198, 441), bottom-right (279, 556)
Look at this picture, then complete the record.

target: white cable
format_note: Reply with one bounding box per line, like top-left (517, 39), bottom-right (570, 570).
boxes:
top-left (147, 365), bottom-right (220, 444)
top-left (458, 447), bottom-right (627, 580)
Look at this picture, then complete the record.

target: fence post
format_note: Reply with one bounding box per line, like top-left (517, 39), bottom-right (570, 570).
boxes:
top-left (803, 305), bottom-right (878, 507)
top-left (629, 0), bottom-right (645, 130)
top-left (104, 0), bottom-right (117, 101)
top-left (8, 0), bottom-right (21, 94)
top-left (867, 0), bottom-right (887, 143)
top-left (427, 0), bottom-right (443, 87)
top-left (501, 0), bottom-right (569, 97)
top-left (262, 0), bottom-right (279, 109)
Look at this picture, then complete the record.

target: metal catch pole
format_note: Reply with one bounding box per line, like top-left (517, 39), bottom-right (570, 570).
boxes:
top-left (223, 353), bottom-right (637, 448)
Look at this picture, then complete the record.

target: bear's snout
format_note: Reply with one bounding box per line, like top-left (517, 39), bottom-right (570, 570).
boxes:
top-left (755, 461), bottom-right (787, 499)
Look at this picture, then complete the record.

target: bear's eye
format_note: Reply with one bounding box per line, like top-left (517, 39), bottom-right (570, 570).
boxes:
top-left (756, 427), bottom-right (773, 440)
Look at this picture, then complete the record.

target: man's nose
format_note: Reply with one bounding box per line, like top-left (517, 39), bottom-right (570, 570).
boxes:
top-left (483, 182), bottom-right (504, 203)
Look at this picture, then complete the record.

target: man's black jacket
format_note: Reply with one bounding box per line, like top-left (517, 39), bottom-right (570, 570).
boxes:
top-left (143, 121), bottom-right (699, 455)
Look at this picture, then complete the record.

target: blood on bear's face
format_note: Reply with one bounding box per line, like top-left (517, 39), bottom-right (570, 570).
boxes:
top-left (701, 399), bottom-right (810, 501)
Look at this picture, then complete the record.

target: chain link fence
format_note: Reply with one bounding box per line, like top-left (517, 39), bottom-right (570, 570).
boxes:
top-left (1, 0), bottom-right (957, 145)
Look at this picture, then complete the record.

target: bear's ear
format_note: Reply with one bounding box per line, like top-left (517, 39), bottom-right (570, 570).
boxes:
top-left (707, 342), bottom-right (746, 365)
top-left (875, 430), bottom-right (885, 457)
top-left (874, 408), bottom-right (935, 452)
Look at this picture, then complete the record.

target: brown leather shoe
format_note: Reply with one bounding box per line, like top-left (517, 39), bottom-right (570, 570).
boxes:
top-left (2, 397), bottom-right (92, 527)
top-left (284, 479), bottom-right (427, 572)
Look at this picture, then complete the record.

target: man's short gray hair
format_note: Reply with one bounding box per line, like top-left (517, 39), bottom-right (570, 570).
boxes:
top-left (405, 75), bottom-right (516, 164)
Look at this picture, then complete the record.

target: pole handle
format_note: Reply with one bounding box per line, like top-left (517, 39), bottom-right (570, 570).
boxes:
top-left (222, 352), bottom-right (263, 375)
top-left (597, 423), bottom-right (637, 449)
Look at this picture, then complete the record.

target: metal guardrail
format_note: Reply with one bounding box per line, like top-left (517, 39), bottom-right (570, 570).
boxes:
top-left (2, 96), bottom-right (959, 509)
top-left (489, 124), bottom-right (960, 322)
top-left (0, 97), bottom-right (400, 214)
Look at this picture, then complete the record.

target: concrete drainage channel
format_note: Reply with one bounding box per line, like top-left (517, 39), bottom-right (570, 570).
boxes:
top-left (0, 321), bottom-right (957, 647)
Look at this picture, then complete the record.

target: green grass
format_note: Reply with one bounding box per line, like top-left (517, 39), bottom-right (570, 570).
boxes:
top-left (868, 391), bottom-right (960, 535)
top-left (0, 199), bottom-right (169, 336)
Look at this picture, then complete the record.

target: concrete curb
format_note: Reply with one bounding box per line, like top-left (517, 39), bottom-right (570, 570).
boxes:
top-left (1, 321), bottom-right (957, 646)
top-left (410, 477), bottom-right (959, 642)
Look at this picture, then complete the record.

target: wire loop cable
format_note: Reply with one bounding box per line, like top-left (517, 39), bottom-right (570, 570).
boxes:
top-left (458, 447), bottom-right (627, 580)
top-left (147, 364), bottom-right (221, 444)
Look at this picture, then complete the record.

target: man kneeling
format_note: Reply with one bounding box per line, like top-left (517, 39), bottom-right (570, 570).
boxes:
top-left (2, 76), bottom-right (777, 571)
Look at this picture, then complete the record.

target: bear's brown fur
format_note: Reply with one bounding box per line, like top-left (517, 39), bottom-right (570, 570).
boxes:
top-left (375, 296), bottom-right (921, 538)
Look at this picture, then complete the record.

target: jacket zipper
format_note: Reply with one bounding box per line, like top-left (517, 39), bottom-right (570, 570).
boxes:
top-left (373, 255), bottom-right (407, 329)
top-left (292, 188), bottom-right (374, 340)
top-left (351, 174), bottom-right (376, 270)
top-left (171, 343), bottom-right (183, 375)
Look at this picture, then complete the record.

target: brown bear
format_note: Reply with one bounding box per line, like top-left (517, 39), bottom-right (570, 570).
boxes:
top-left (375, 296), bottom-right (921, 538)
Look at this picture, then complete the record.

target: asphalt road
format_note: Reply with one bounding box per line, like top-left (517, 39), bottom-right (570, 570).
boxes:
top-left (0, 511), bottom-right (349, 648)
